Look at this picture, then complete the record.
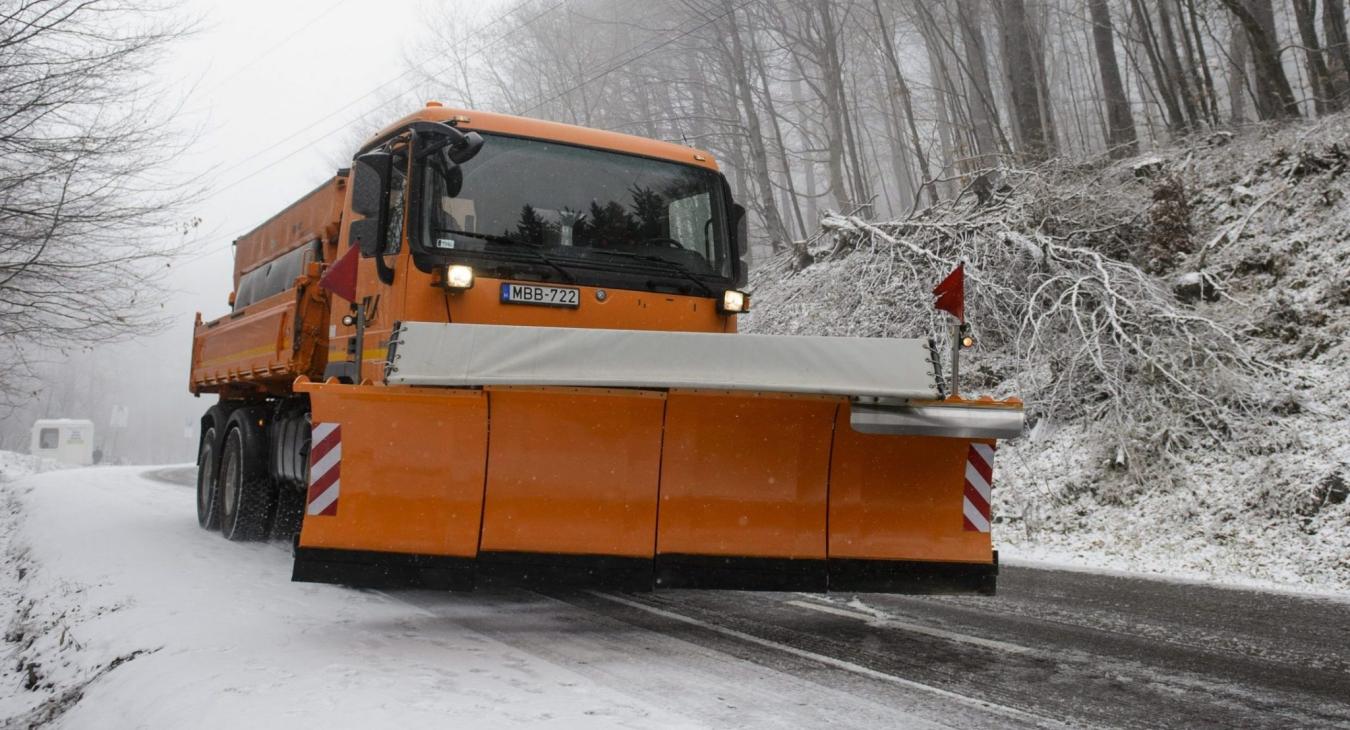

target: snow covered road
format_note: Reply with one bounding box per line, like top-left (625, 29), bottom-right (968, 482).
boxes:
top-left (2, 466), bottom-right (1348, 729)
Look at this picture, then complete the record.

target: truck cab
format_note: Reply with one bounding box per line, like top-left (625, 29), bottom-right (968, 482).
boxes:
top-left (328, 105), bottom-right (750, 384)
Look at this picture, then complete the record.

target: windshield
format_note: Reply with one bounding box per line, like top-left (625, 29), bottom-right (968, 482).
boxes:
top-left (419, 133), bottom-right (732, 281)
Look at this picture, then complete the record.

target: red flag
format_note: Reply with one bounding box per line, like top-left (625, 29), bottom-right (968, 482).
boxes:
top-left (319, 244), bottom-right (359, 302)
top-left (932, 262), bottom-right (965, 322)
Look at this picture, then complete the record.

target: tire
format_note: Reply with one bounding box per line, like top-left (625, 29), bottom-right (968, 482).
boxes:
top-left (218, 410), bottom-right (275, 542)
top-left (196, 423), bottom-right (222, 530)
top-left (196, 403), bottom-right (236, 530)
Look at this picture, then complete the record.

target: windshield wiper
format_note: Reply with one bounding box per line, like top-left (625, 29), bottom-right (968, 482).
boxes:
top-left (435, 228), bottom-right (575, 283)
top-left (593, 249), bottom-right (715, 297)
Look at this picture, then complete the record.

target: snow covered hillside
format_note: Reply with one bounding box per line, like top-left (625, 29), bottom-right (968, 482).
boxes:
top-left (745, 117), bottom-right (1350, 592)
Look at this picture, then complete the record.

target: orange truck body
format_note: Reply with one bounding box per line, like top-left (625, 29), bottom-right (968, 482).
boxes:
top-left (189, 105), bottom-right (1020, 593)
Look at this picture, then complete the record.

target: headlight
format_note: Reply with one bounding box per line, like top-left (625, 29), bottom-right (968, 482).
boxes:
top-left (444, 264), bottom-right (474, 289)
top-left (719, 289), bottom-right (749, 313)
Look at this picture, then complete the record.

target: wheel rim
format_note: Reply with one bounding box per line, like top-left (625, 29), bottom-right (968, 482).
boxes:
top-left (222, 433), bottom-right (240, 518)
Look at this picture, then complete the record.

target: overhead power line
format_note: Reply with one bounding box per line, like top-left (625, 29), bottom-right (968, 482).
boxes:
top-left (178, 0), bottom-right (566, 270)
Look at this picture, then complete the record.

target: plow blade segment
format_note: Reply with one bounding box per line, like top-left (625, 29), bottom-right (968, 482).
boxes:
top-left (850, 403), bottom-right (1024, 440)
top-left (386, 323), bottom-right (941, 399)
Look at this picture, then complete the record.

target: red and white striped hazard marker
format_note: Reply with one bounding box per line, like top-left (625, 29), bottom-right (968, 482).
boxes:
top-left (962, 442), bottom-right (995, 532)
top-left (307, 422), bottom-right (341, 516)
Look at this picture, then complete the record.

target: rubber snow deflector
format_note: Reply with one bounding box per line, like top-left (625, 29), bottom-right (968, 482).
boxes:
top-left (384, 322), bottom-right (942, 399)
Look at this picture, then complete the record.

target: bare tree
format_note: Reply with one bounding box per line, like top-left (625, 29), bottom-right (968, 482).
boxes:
top-left (953, 1), bottom-right (1004, 166)
top-left (716, 0), bottom-right (793, 251)
top-left (1291, 0), bottom-right (1338, 113)
top-left (873, 0), bottom-right (935, 206)
top-left (1088, 0), bottom-right (1139, 157)
top-left (1324, 0), bottom-right (1350, 103)
top-left (1216, 0), bottom-right (1300, 119)
top-left (0, 0), bottom-right (192, 402)
top-left (1227, 12), bottom-right (1252, 122)
top-left (995, 0), bottom-right (1052, 160)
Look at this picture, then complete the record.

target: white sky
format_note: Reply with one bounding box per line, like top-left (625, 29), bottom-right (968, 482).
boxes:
top-left (43, 0), bottom-right (463, 461)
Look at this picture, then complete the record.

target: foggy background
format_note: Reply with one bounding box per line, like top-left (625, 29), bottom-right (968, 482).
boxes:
top-left (1, 0), bottom-right (1337, 463)
top-left (0, 1), bottom-right (426, 462)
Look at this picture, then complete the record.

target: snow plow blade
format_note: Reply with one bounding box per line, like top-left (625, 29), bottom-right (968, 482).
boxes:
top-left (292, 325), bottom-right (1018, 595)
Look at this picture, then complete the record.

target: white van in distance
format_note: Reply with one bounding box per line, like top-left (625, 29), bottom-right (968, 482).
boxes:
top-left (30, 419), bottom-right (95, 466)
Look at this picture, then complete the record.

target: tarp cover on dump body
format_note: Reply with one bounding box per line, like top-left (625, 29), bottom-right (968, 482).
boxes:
top-left (385, 323), bottom-right (940, 400)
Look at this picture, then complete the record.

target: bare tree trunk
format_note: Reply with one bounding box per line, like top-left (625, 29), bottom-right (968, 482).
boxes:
top-left (1027, 3), bottom-right (1060, 155)
top-left (1080, 15), bottom-right (1113, 149)
top-left (790, 77), bottom-right (822, 225)
top-left (1088, 0), bottom-right (1140, 158)
top-left (874, 0), bottom-right (937, 205)
top-left (1131, 0), bottom-right (1189, 133)
top-left (954, 1), bottom-right (1002, 165)
top-left (811, 1), bottom-right (852, 212)
top-left (1292, 0), bottom-right (1340, 113)
top-left (995, 0), bottom-right (1051, 160)
top-left (879, 89), bottom-right (917, 212)
top-left (1228, 14), bottom-right (1252, 122)
top-left (748, 28), bottom-right (808, 238)
top-left (1325, 0), bottom-right (1350, 103)
top-left (919, 12), bottom-right (961, 194)
top-left (1155, 0), bottom-right (1203, 128)
top-left (818, 0), bottom-right (871, 214)
top-left (1183, 0), bottom-right (1223, 125)
top-left (1218, 0), bottom-right (1300, 118)
top-left (719, 1), bottom-right (792, 249)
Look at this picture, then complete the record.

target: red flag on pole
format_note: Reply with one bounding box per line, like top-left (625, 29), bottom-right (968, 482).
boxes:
top-left (319, 245), bottom-right (360, 302)
top-left (933, 262), bottom-right (965, 322)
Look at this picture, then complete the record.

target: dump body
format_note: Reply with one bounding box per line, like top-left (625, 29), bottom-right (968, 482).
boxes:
top-left (189, 104), bottom-right (1022, 594)
top-left (188, 176), bottom-right (344, 397)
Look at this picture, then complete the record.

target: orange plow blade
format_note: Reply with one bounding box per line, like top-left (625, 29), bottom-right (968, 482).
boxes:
top-left (291, 378), bottom-right (1017, 594)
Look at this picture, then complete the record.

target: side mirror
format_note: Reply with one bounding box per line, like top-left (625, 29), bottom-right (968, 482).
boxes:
top-left (350, 151), bottom-right (391, 257)
top-left (446, 131), bottom-right (484, 165)
top-left (732, 203), bottom-right (749, 288)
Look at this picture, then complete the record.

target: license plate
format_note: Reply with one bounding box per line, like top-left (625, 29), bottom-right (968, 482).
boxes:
top-left (499, 282), bottom-right (580, 308)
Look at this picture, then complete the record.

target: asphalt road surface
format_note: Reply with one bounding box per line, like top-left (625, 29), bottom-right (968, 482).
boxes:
top-left (146, 466), bottom-right (1350, 728)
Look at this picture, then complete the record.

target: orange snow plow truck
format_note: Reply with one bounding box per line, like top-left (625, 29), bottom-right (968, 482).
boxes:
top-left (188, 104), bottom-right (1022, 594)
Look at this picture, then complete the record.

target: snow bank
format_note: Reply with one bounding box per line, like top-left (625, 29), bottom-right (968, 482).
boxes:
top-left (0, 450), bottom-right (63, 483)
top-left (746, 117), bottom-right (1350, 593)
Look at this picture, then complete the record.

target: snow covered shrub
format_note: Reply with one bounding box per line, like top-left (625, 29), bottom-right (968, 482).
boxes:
top-left (748, 165), bottom-right (1272, 493)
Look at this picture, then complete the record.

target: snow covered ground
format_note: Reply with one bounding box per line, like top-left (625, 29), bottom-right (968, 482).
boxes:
top-left (0, 461), bottom-right (987, 729)
top-left (3, 458), bottom-right (1346, 728)
top-left (0, 466), bottom-right (691, 728)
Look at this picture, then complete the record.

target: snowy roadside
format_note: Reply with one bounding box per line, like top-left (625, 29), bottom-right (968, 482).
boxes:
top-left (0, 452), bottom-right (64, 484)
top-left (0, 462), bottom-right (710, 729)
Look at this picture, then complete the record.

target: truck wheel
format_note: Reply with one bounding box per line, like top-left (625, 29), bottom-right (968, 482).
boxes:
top-left (218, 411), bottom-right (275, 542)
top-left (196, 403), bottom-right (235, 530)
top-left (196, 423), bottom-right (222, 530)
